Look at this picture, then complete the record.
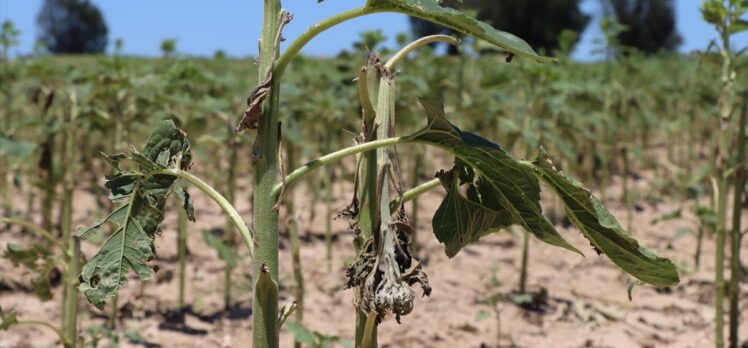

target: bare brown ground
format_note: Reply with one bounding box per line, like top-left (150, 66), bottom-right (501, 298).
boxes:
top-left (1, 166), bottom-right (747, 348)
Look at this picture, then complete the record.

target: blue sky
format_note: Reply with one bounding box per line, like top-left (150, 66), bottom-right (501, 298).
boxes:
top-left (1, 0), bottom-right (746, 60)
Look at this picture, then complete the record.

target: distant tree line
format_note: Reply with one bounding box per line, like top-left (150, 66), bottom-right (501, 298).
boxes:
top-left (37, 0), bottom-right (108, 54)
top-left (409, 0), bottom-right (681, 55)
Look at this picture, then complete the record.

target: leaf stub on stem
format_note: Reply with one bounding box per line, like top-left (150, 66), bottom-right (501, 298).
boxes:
top-left (237, 11), bottom-right (293, 132)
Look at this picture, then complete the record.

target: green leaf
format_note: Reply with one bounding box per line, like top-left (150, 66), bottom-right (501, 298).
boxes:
top-left (431, 168), bottom-right (513, 257)
top-left (0, 308), bottom-right (18, 331)
top-left (201, 229), bottom-right (237, 267)
top-left (79, 120), bottom-right (193, 309)
top-left (5, 243), bottom-right (48, 268)
top-left (410, 99), bottom-right (678, 287)
top-left (729, 19), bottom-right (748, 34)
top-left (284, 321), bottom-right (316, 345)
top-left (523, 149), bottom-right (679, 287)
top-left (410, 98), bottom-right (579, 257)
top-left (0, 134), bottom-right (36, 161)
top-left (366, 0), bottom-right (553, 63)
top-left (5, 244), bottom-right (55, 301)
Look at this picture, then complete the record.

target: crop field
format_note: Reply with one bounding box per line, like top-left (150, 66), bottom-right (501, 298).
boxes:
top-left (1, 1), bottom-right (748, 348)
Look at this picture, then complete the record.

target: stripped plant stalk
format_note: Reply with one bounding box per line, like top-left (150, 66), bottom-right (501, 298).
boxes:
top-left (728, 98), bottom-right (747, 347)
top-left (60, 90), bottom-right (78, 348)
top-left (177, 207), bottom-right (188, 309)
top-left (713, 15), bottom-right (735, 348)
top-left (323, 165), bottom-right (334, 271)
top-left (410, 152), bottom-right (422, 253)
top-left (254, 2), bottom-right (283, 346)
top-left (518, 230), bottom-right (530, 293)
top-left (223, 129), bottom-right (239, 309)
top-left (285, 143), bottom-right (304, 348)
top-left (354, 56), bottom-right (381, 348)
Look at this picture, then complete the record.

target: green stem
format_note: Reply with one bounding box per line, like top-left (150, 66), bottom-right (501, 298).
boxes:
top-left (150, 169), bottom-right (254, 258)
top-left (0, 218), bottom-right (65, 253)
top-left (286, 144), bottom-right (304, 348)
top-left (274, 7), bottom-right (372, 76)
top-left (0, 154), bottom-right (9, 216)
top-left (62, 237), bottom-right (80, 348)
top-left (410, 153), bottom-right (422, 253)
top-left (728, 100), bottom-right (747, 348)
top-left (383, 35), bottom-right (459, 71)
top-left (518, 230), bottom-right (529, 293)
top-left (360, 310), bottom-right (377, 348)
top-left (60, 93), bottom-right (78, 348)
top-left (323, 166), bottom-right (333, 271)
top-left (622, 145), bottom-right (632, 233)
top-left (389, 178), bottom-right (440, 212)
top-left (223, 134), bottom-right (239, 310)
top-left (255, 2), bottom-right (282, 346)
top-left (355, 57), bottom-right (381, 348)
top-left (177, 207), bottom-right (188, 309)
top-left (14, 320), bottom-right (71, 347)
top-left (272, 137), bottom-right (408, 199)
top-left (109, 294), bottom-right (118, 330)
top-left (715, 25), bottom-right (734, 348)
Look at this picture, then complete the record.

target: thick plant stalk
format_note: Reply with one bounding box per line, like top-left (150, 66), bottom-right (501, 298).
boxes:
top-left (109, 295), bottom-right (118, 330)
top-left (286, 144), bottom-right (304, 348)
top-left (177, 207), bottom-right (188, 309)
top-left (60, 92), bottom-right (78, 348)
top-left (368, 69), bottom-right (396, 348)
top-left (354, 57), bottom-right (381, 348)
top-left (622, 145), bottom-right (633, 233)
top-left (360, 310), bottom-right (377, 348)
top-left (728, 100), bottom-right (747, 348)
top-left (518, 230), bottom-right (529, 293)
top-left (409, 153), bottom-right (421, 253)
top-left (0, 154), bottom-right (10, 216)
top-left (254, 1), bottom-right (282, 346)
top-left (714, 25), bottom-right (735, 348)
top-left (323, 165), bottom-right (333, 271)
top-left (223, 132), bottom-right (239, 310)
top-left (41, 138), bottom-right (56, 233)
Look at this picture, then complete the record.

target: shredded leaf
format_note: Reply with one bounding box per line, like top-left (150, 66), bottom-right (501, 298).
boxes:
top-left (78, 120), bottom-right (193, 309)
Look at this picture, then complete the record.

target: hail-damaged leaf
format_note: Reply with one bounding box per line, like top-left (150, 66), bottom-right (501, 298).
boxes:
top-left (78, 120), bottom-right (193, 309)
top-left (5, 244), bottom-right (56, 301)
top-left (409, 98), bottom-right (579, 257)
top-left (365, 0), bottom-right (554, 63)
top-left (522, 149), bottom-right (680, 287)
top-left (101, 153), bottom-right (128, 170)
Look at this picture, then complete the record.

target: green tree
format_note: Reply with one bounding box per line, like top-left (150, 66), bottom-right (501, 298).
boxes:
top-left (409, 0), bottom-right (590, 53)
top-left (37, 0), bottom-right (108, 54)
top-left (604, 0), bottom-right (682, 53)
